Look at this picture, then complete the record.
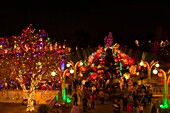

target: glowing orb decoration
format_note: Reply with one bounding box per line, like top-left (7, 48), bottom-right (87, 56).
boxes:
top-left (66, 63), bottom-right (71, 67)
top-left (153, 69), bottom-right (158, 74)
top-left (140, 61), bottom-right (144, 66)
top-left (155, 63), bottom-right (160, 68)
top-left (69, 69), bottom-right (74, 74)
top-left (51, 72), bottom-right (56, 76)
top-left (79, 61), bottom-right (83, 66)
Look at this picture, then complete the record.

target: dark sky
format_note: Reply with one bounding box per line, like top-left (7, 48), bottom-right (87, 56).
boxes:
top-left (0, 1), bottom-right (170, 44)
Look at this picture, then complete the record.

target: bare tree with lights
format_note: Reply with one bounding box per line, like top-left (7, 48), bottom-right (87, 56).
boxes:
top-left (0, 24), bottom-right (63, 112)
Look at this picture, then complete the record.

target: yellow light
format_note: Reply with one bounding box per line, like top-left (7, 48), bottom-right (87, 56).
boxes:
top-left (136, 72), bottom-right (139, 76)
top-left (70, 69), bottom-right (74, 74)
top-left (155, 63), bottom-right (160, 68)
top-left (79, 73), bottom-right (83, 77)
top-left (140, 61), bottom-right (144, 66)
top-left (66, 63), bottom-right (70, 67)
top-left (79, 61), bottom-right (83, 66)
top-left (143, 64), bottom-right (147, 68)
top-left (153, 69), bottom-right (158, 74)
top-left (51, 72), bottom-right (56, 76)
top-left (123, 72), bottom-right (130, 80)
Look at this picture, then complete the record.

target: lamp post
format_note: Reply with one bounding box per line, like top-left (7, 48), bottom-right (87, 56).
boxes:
top-left (153, 68), bottom-right (170, 109)
top-left (67, 60), bottom-right (83, 79)
top-left (58, 60), bottom-right (83, 102)
top-left (61, 69), bottom-right (68, 102)
top-left (140, 60), bottom-right (159, 83)
top-left (58, 68), bottom-right (74, 102)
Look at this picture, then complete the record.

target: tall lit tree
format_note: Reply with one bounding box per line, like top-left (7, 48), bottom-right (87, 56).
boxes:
top-left (0, 24), bottom-right (63, 112)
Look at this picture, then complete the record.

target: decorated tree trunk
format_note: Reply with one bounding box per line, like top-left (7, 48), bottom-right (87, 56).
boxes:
top-left (17, 71), bottom-right (42, 112)
top-left (26, 89), bottom-right (35, 111)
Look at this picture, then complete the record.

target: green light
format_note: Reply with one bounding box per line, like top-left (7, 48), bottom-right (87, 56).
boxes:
top-left (66, 96), bottom-right (72, 103)
top-left (62, 89), bottom-right (67, 102)
top-left (89, 72), bottom-right (93, 75)
top-left (47, 37), bottom-right (50, 41)
top-left (160, 104), bottom-right (163, 108)
top-left (115, 63), bottom-right (119, 66)
top-left (161, 97), bottom-right (169, 109)
top-left (56, 94), bottom-right (59, 100)
top-left (160, 104), bottom-right (169, 109)
top-left (120, 62), bottom-right (122, 70)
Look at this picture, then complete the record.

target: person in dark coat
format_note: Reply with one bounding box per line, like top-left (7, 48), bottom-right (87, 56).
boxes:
top-left (82, 96), bottom-right (88, 112)
top-left (72, 91), bottom-right (78, 106)
top-left (151, 101), bottom-right (158, 113)
top-left (122, 95), bottom-right (128, 111)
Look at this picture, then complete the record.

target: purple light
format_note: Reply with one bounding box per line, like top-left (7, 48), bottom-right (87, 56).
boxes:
top-left (43, 34), bottom-right (47, 37)
top-left (16, 53), bottom-right (20, 56)
top-left (0, 84), bottom-right (3, 88)
top-left (60, 62), bottom-right (66, 72)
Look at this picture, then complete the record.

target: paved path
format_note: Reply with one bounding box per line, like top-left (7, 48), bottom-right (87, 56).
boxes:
top-left (70, 101), bottom-right (113, 113)
top-left (70, 100), bottom-right (154, 113)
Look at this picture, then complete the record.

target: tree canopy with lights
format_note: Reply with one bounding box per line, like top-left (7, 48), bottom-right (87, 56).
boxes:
top-left (0, 24), bottom-right (66, 111)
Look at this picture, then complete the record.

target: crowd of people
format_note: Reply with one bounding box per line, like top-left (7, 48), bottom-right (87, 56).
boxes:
top-left (111, 80), bottom-right (161, 113)
top-left (70, 76), bottom-right (164, 113)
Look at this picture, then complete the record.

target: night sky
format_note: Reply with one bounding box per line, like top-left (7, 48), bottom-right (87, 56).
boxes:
top-left (0, 1), bottom-right (170, 46)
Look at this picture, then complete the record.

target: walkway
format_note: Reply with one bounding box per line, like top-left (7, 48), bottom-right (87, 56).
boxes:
top-left (70, 100), bottom-right (154, 113)
top-left (70, 100), bottom-right (113, 113)
top-left (69, 87), bottom-right (156, 113)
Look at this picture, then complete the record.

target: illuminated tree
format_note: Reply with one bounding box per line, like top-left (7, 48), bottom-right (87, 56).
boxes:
top-left (104, 32), bottom-right (113, 48)
top-left (0, 24), bottom-right (63, 112)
